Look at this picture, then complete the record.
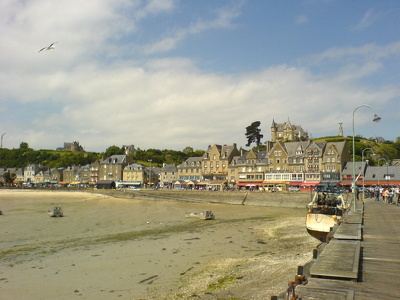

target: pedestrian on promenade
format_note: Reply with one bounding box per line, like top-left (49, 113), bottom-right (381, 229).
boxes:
top-left (396, 187), bottom-right (400, 205)
top-left (375, 186), bottom-right (380, 201)
top-left (382, 188), bottom-right (389, 204)
top-left (388, 188), bottom-right (394, 204)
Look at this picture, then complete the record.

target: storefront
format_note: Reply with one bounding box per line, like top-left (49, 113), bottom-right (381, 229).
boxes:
top-left (236, 181), bottom-right (263, 190)
top-left (289, 181), bottom-right (320, 191)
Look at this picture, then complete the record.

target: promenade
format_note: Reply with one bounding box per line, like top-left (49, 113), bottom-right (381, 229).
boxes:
top-left (291, 197), bottom-right (400, 300)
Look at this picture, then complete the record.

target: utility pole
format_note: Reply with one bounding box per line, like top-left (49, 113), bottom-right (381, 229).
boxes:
top-left (1, 132), bottom-right (6, 148)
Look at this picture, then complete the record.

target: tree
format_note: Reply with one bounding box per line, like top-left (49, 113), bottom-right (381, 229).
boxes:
top-left (19, 142), bottom-right (30, 149)
top-left (104, 146), bottom-right (125, 157)
top-left (245, 121), bottom-right (263, 147)
top-left (182, 147), bottom-right (194, 155)
top-left (3, 172), bottom-right (16, 185)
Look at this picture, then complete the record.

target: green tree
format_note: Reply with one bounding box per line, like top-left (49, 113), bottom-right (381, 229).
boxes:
top-left (3, 172), bottom-right (16, 185)
top-left (245, 121), bottom-right (263, 147)
top-left (182, 147), bottom-right (194, 155)
top-left (104, 146), bottom-right (125, 157)
top-left (19, 142), bottom-right (30, 149)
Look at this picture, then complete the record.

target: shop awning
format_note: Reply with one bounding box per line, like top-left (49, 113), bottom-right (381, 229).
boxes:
top-left (236, 181), bottom-right (263, 186)
top-left (262, 181), bottom-right (289, 184)
top-left (209, 180), bottom-right (227, 185)
top-left (363, 180), bottom-right (400, 186)
top-left (291, 181), bottom-right (320, 186)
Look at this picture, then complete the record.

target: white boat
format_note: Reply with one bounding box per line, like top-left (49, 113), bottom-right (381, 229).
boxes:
top-left (306, 187), bottom-right (349, 241)
top-left (185, 210), bottom-right (215, 220)
top-left (48, 206), bottom-right (63, 217)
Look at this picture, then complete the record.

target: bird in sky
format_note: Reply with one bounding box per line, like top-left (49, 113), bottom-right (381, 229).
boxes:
top-left (38, 42), bottom-right (58, 53)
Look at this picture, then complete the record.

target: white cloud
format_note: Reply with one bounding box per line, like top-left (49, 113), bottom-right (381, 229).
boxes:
top-left (354, 8), bottom-right (381, 30)
top-left (142, 2), bottom-right (243, 54)
top-left (294, 15), bottom-right (309, 24)
top-left (0, 0), bottom-right (399, 152)
top-left (4, 55), bottom-right (396, 151)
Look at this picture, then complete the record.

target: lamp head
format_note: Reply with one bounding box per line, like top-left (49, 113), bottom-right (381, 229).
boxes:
top-left (373, 114), bottom-right (381, 122)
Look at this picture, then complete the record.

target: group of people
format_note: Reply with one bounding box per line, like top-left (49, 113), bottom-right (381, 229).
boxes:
top-left (365, 186), bottom-right (400, 204)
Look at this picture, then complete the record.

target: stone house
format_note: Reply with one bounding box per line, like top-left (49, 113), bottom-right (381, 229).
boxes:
top-left (177, 157), bottom-right (202, 182)
top-left (159, 163), bottom-right (178, 188)
top-left (305, 142), bottom-right (325, 182)
top-left (123, 163), bottom-right (145, 187)
top-left (234, 149), bottom-right (268, 189)
top-left (24, 164), bottom-right (46, 183)
top-left (79, 164), bottom-right (91, 185)
top-left (320, 141), bottom-right (350, 185)
top-left (201, 144), bottom-right (240, 190)
top-left (99, 155), bottom-right (133, 182)
top-left (89, 161), bottom-right (100, 185)
top-left (271, 118), bottom-right (308, 142)
top-left (63, 166), bottom-right (79, 183)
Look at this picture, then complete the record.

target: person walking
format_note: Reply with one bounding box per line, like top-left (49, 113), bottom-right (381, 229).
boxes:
top-left (382, 188), bottom-right (389, 204)
top-left (375, 186), bottom-right (380, 201)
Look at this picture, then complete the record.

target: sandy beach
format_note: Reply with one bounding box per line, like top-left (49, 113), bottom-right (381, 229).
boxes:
top-left (0, 190), bottom-right (318, 299)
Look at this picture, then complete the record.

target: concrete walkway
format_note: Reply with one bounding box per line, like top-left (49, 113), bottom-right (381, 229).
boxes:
top-left (294, 197), bottom-right (400, 300)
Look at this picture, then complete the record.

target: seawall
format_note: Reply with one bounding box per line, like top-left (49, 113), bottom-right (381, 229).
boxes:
top-left (91, 189), bottom-right (313, 208)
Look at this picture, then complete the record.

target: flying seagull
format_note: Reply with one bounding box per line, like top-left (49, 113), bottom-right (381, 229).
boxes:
top-left (38, 42), bottom-right (58, 53)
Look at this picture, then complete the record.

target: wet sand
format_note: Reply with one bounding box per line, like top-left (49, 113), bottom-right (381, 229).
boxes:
top-left (0, 190), bottom-right (318, 299)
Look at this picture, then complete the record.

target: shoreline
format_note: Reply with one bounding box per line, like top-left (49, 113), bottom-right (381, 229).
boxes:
top-left (0, 189), bottom-right (318, 299)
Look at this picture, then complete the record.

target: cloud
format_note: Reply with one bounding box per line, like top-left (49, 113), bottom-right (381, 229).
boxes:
top-left (294, 15), bottom-right (309, 24)
top-left (0, 0), bottom-right (399, 152)
top-left (301, 42), bottom-right (400, 82)
top-left (354, 8), bottom-right (381, 30)
top-left (142, 2), bottom-right (243, 54)
top-left (3, 54), bottom-right (396, 151)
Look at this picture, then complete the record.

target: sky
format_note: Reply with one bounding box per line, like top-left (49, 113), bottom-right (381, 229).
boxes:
top-left (1, 0), bottom-right (399, 153)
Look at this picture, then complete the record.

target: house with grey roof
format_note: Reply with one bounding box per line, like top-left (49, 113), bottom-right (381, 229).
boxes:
top-left (159, 163), bottom-right (178, 188)
top-left (99, 155), bottom-right (133, 182)
top-left (341, 161), bottom-right (369, 187)
top-left (364, 165), bottom-right (400, 186)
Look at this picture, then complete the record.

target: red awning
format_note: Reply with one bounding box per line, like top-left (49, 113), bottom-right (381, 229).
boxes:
top-left (291, 181), bottom-right (320, 187)
top-left (262, 181), bottom-right (289, 184)
top-left (363, 180), bottom-right (400, 186)
top-left (236, 181), bottom-right (263, 186)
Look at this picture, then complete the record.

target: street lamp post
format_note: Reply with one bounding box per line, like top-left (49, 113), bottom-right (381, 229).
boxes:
top-left (352, 104), bottom-right (381, 211)
top-left (148, 159), bottom-right (152, 188)
top-left (361, 148), bottom-right (375, 201)
top-left (378, 158), bottom-right (389, 187)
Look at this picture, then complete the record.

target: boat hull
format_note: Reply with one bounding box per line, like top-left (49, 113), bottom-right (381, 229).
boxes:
top-left (306, 213), bottom-right (338, 242)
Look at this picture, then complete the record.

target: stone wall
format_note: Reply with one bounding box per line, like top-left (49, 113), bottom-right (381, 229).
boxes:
top-left (92, 189), bottom-right (313, 209)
